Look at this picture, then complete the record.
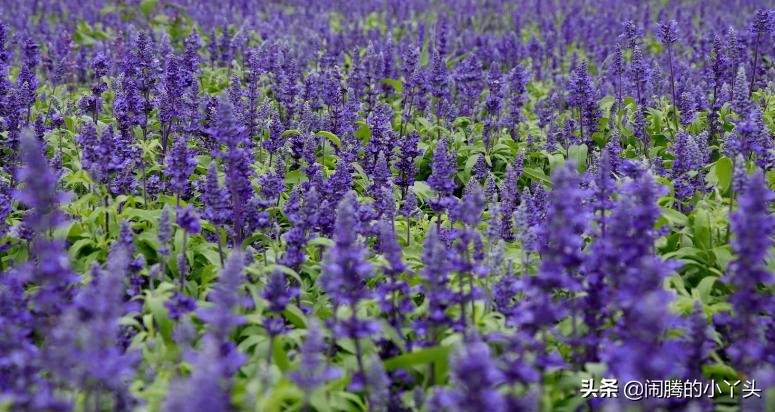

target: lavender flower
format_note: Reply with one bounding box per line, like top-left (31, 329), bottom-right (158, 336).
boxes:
top-left (670, 132), bottom-right (706, 208)
top-left (428, 138), bottom-right (457, 212)
top-left (16, 131), bottom-right (68, 234)
top-left (375, 219), bottom-right (413, 335)
top-left (212, 97), bottom-right (258, 247)
top-left (165, 136), bottom-right (198, 200)
top-left (319, 192), bottom-right (374, 308)
top-left (290, 319), bottom-right (341, 399)
top-left (430, 340), bottom-right (505, 412)
top-left (600, 171), bottom-right (684, 386)
top-left (394, 130), bottom-right (422, 194)
top-left (46, 247), bottom-right (138, 407)
top-left (472, 155), bottom-right (488, 182)
top-left (197, 251), bottom-right (246, 378)
top-left (507, 65), bottom-right (529, 137)
top-left (176, 205), bottom-right (201, 234)
top-left (453, 55), bottom-right (484, 117)
top-left (201, 162), bottom-right (229, 226)
top-left (262, 270), bottom-right (298, 336)
top-left (158, 206), bottom-right (172, 258)
top-left (567, 61), bottom-right (599, 142)
top-left (165, 291), bottom-right (196, 320)
top-left (163, 336), bottom-right (231, 412)
top-left (413, 226), bottom-right (454, 343)
top-left (656, 20), bottom-right (679, 44)
top-left (720, 171), bottom-right (773, 374)
top-left (535, 162), bottom-right (588, 293)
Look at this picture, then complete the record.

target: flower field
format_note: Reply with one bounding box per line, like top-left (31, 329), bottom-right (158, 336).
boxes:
top-left (1, 1), bottom-right (774, 411)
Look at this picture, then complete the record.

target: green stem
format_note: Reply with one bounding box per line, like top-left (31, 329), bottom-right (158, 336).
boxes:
top-left (180, 232), bottom-right (188, 291)
top-left (749, 32), bottom-right (761, 99)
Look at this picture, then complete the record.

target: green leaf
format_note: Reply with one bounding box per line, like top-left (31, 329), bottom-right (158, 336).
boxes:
top-left (707, 156), bottom-right (733, 194)
top-left (692, 207), bottom-right (712, 249)
top-left (379, 78), bottom-right (403, 94)
top-left (660, 207), bottom-right (688, 226)
top-left (283, 305), bottom-right (307, 329)
top-left (273, 337), bottom-right (290, 372)
top-left (711, 246), bottom-right (734, 270)
top-left (316, 131), bottom-right (341, 148)
top-left (69, 238), bottom-right (94, 259)
top-left (354, 121), bottom-right (371, 141)
top-left (193, 242), bottom-right (222, 267)
top-left (307, 237), bottom-right (334, 248)
top-left (463, 153), bottom-right (482, 178)
top-left (546, 152), bottom-right (565, 173)
top-left (694, 276), bottom-right (717, 303)
top-left (599, 96), bottom-right (616, 117)
top-left (122, 207), bottom-right (162, 224)
top-left (703, 363), bottom-right (740, 380)
top-left (260, 264), bottom-right (303, 285)
top-left (285, 169), bottom-right (306, 185)
top-left (523, 167), bottom-right (551, 186)
top-left (412, 181), bottom-right (434, 200)
top-left (263, 380), bottom-right (303, 412)
top-left (281, 129), bottom-right (301, 137)
top-left (568, 144), bottom-right (588, 172)
top-left (453, 117), bottom-right (472, 128)
top-left (139, 0), bottom-right (158, 17)
top-left (145, 294), bottom-right (173, 344)
top-left (383, 346), bottom-right (450, 383)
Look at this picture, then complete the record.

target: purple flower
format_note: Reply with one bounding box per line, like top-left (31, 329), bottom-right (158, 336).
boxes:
top-left (369, 151), bottom-right (392, 196)
top-left (375, 219), bottom-right (413, 335)
top-left (399, 188), bottom-right (420, 219)
top-left (165, 136), bottom-right (198, 199)
top-left (163, 336), bottom-right (231, 412)
top-left (76, 123), bottom-right (101, 178)
top-left (158, 206), bottom-right (172, 257)
top-left (535, 162), bottom-right (588, 292)
top-left (165, 291), bottom-right (196, 320)
top-left (413, 226), bottom-right (455, 343)
top-left (629, 45), bottom-right (650, 106)
top-left (752, 9), bottom-right (771, 35)
top-left (431, 339), bottom-right (505, 412)
top-left (618, 21), bottom-right (640, 48)
top-left (453, 55), bottom-right (483, 117)
top-left (175, 205), bottom-right (200, 235)
top-left (197, 251), bottom-right (246, 376)
top-left (289, 319), bottom-right (341, 396)
top-left (200, 162), bottom-right (230, 226)
top-left (471, 155), bottom-right (488, 182)
top-left (684, 302), bottom-right (713, 379)
top-left (670, 132), bottom-right (706, 208)
top-left (721, 171), bottom-right (773, 374)
top-left (427, 138), bottom-right (457, 212)
top-left (484, 64), bottom-right (503, 118)
top-left (394, 131), bottom-right (423, 193)
top-left (212, 97), bottom-right (258, 246)
top-left (16, 37), bottom-right (39, 114)
top-left (262, 271), bottom-right (299, 314)
top-left (507, 65), bottom-right (529, 136)
top-left (15, 131), bottom-right (68, 234)
top-left (597, 171), bottom-right (684, 385)
top-left (365, 103), bottom-right (397, 172)
top-left (319, 192), bottom-right (374, 308)
top-left (452, 178), bottom-right (485, 227)
top-left (430, 52), bottom-right (451, 118)
top-left (0, 262), bottom-right (68, 410)
top-left (657, 20), bottom-right (679, 44)
top-left (115, 221), bottom-right (145, 298)
top-left (567, 61), bottom-right (600, 141)
top-left (46, 247), bottom-right (139, 404)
